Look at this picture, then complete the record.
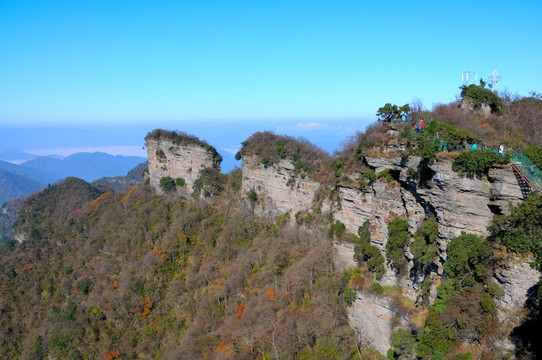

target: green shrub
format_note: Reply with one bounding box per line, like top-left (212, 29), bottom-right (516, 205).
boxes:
top-left (432, 279), bottom-right (459, 314)
top-left (460, 81), bottom-right (503, 113)
top-left (295, 160), bottom-right (309, 172)
top-left (175, 177), bottom-right (186, 187)
top-left (366, 247), bottom-right (386, 279)
top-left (452, 149), bottom-right (506, 177)
top-left (247, 189), bottom-right (258, 203)
top-left (30, 227), bottom-right (42, 241)
top-left (343, 287), bottom-right (356, 306)
top-left (444, 233), bottom-right (491, 286)
top-left (425, 120), bottom-right (477, 146)
top-left (261, 157), bottom-right (273, 168)
top-left (390, 328), bottom-right (415, 359)
top-left (489, 194), bottom-right (542, 269)
top-left (77, 280), bottom-right (93, 295)
top-left (363, 169), bottom-right (376, 183)
top-left (524, 145), bottom-right (542, 169)
top-left (486, 282), bottom-right (504, 299)
top-left (352, 221), bottom-right (386, 279)
top-left (407, 166), bottom-right (418, 178)
top-left (159, 176), bottom-right (176, 191)
top-left (346, 233), bottom-right (360, 243)
top-left (372, 282), bottom-right (384, 294)
top-left (416, 308), bottom-right (456, 357)
top-left (411, 220), bottom-right (439, 266)
top-left (418, 136), bottom-right (438, 164)
top-left (192, 178), bottom-right (203, 196)
top-left (377, 168), bottom-right (393, 182)
top-left (479, 293), bottom-right (495, 313)
top-left (451, 353), bottom-right (473, 360)
top-left (155, 149), bottom-right (166, 159)
top-left (386, 218), bottom-right (410, 273)
top-left (329, 220), bottom-right (346, 239)
top-left (64, 301), bottom-right (77, 321)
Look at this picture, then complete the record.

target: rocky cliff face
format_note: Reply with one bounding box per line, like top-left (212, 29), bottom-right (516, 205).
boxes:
top-left (493, 255), bottom-right (540, 310)
top-left (146, 138), bottom-right (220, 195)
top-left (348, 292), bottom-right (412, 355)
top-left (329, 155), bottom-right (528, 355)
top-left (332, 156), bottom-right (523, 297)
top-left (145, 132), bottom-right (534, 357)
top-left (240, 156), bottom-right (320, 221)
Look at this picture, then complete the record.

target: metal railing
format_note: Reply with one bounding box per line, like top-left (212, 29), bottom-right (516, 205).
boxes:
top-left (510, 152), bottom-right (542, 195)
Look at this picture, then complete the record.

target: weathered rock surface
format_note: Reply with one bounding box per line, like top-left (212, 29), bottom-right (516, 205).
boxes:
top-left (493, 255), bottom-right (540, 310)
top-left (146, 138), bottom-right (220, 195)
top-left (416, 160), bottom-right (494, 243)
top-left (332, 241), bottom-right (358, 272)
top-left (365, 155), bottom-right (421, 175)
top-left (241, 156), bottom-right (320, 221)
top-left (488, 167), bottom-right (524, 213)
top-left (347, 291), bottom-right (411, 355)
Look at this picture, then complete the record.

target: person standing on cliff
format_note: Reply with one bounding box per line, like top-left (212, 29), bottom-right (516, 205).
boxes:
top-left (420, 121), bottom-right (425, 132)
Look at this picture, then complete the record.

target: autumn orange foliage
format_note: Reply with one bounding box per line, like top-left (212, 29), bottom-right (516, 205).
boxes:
top-left (141, 297), bottom-right (152, 318)
top-left (121, 187), bottom-right (136, 203)
top-left (153, 247), bottom-right (168, 260)
top-left (267, 288), bottom-right (275, 301)
top-left (101, 349), bottom-right (120, 360)
top-left (235, 304), bottom-right (247, 319)
top-left (79, 191), bottom-right (114, 215)
top-left (216, 341), bottom-right (235, 355)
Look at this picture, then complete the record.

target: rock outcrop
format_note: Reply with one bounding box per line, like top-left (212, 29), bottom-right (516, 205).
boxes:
top-left (347, 292), bottom-right (412, 355)
top-left (146, 132), bottom-right (221, 195)
top-left (330, 156), bottom-right (527, 355)
top-left (241, 156), bottom-right (320, 221)
top-left (493, 255), bottom-right (540, 310)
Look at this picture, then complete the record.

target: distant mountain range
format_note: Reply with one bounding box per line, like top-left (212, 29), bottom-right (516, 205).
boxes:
top-left (22, 152), bottom-right (146, 182)
top-left (0, 170), bottom-right (45, 205)
top-left (0, 152), bottom-right (147, 205)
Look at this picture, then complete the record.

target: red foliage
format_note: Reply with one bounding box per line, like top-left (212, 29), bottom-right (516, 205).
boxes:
top-left (101, 349), bottom-right (120, 360)
top-left (235, 304), bottom-right (247, 319)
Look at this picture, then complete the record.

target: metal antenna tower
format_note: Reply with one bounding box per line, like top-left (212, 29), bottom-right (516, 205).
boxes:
top-left (461, 71), bottom-right (478, 85)
top-left (489, 69), bottom-right (501, 92)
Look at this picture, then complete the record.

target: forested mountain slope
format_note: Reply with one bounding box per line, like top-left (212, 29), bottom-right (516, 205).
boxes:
top-left (0, 177), bottom-right (366, 359)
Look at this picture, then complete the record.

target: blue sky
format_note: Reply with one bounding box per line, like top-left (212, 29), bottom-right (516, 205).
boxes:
top-left (1, 1), bottom-right (541, 171)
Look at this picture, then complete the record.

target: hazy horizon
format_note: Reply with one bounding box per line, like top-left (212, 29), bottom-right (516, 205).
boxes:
top-left (0, 118), bottom-right (371, 172)
top-left (2, 1), bottom-right (541, 172)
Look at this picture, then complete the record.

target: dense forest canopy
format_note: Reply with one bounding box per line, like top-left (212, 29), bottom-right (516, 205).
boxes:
top-left (0, 176), bottom-right (369, 359)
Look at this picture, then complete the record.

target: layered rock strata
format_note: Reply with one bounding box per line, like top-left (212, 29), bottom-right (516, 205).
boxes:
top-left (146, 138), bottom-right (220, 195)
top-left (347, 292), bottom-right (412, 355)
top-left (241, 156), bottom-right (320, 221)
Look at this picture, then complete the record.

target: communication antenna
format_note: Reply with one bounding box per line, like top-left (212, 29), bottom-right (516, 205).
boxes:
top-left (489, 69), bottom-right (501, 92)
top-left (461, 71), bottom-right (478, 85)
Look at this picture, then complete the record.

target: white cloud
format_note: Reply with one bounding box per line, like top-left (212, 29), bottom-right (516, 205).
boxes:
top-left (219, 146), bottom-right (241, 155)
top-left (24, 145), bottom-right (148, 158)
top-left (277, 122), bottom-right (331, 132)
